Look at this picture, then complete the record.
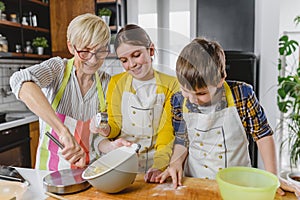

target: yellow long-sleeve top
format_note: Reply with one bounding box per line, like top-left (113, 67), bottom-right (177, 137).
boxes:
top-left (106, 70), bottom-right (180, 170)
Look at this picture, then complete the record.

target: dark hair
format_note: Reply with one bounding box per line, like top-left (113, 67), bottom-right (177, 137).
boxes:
top-left (114, 24), bottom-right (152, 54)
top-left (176, 38), bottom-right (226, 90)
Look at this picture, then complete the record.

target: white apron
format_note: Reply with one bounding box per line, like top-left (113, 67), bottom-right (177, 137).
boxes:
top-left (35, 58), bottom-right (106, 171)
top-left (121, 72), bottom-right (165, 173)
top-left (183, 82), bottom-right (251, 179)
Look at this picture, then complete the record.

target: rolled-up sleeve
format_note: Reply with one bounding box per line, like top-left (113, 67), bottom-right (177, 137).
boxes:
top-left (10, 57), bottom-right (65, 99)
top-left (171, 92), bottom-right (189, 147)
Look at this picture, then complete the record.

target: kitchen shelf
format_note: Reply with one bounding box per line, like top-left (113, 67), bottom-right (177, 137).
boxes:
top-left (28, 0), bottom-right (49, 6)
top-left (21, 25), bottom-right (49, 33)
top-left (0, 0), bottom-right (51, 59)
top-left (97, 0), bottom-right (122, 3)
top-left (0, 21), bottom-right (49, 33)
top-left (0, 52), bottom-right (51, 59)
top-left (0, 20), bottom-right (22, 28)
top-left (95, 0), bottom-right (126, 33)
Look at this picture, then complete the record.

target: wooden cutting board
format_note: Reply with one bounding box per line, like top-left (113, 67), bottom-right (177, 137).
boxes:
top-left (46, 174), bottom-right (297, 200)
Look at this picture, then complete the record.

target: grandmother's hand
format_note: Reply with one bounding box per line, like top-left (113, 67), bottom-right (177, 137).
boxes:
top-left (59, 130), bottom-right (86, 168)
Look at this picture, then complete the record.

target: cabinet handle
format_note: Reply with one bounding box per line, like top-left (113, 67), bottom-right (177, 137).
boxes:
top-left (2, 130), bottom-right (12, 135)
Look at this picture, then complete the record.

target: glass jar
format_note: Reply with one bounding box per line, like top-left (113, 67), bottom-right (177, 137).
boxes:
top-left (15, 44), bottom-right (21, 53)
top-left (0, 34), bottom-right (8, 52)
top-left (24, 41), bottom-right (33, 54)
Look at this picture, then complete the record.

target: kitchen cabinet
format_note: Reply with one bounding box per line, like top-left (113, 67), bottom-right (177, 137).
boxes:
top-left (50, 0), bottom-right (126, 58)
top-left (49, 0), bottom-right (95, 58)
top-left (29, 120), bottom-right (39, 168)
top-left (0, 0), bottom-right (51, 59)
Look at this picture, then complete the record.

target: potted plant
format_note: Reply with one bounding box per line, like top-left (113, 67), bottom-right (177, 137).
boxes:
top-left (277, 15), bottom-right (300, 169)
top-left (98, 8), bottom-right (112, 25)
top-left (0, 1), bottom-right (5, 20)
top-left (32, 37), bottom-right (49, 55)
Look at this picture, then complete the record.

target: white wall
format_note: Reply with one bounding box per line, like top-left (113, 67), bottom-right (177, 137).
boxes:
top-left (254, 0), bottom-right (280, 169)
top-left (279, 0), bottom-right (300, 32)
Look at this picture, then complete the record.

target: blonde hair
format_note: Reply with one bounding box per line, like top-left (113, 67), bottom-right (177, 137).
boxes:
top-left (176, 38), bottom-right (226, 90)
top-left (67, 13), bottom-right (110, 49)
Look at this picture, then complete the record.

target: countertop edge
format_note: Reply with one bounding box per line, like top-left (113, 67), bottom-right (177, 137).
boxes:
top-left (0, 115), bottom-right (39, 131)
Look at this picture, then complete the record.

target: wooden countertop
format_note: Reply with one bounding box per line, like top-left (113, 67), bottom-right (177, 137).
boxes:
top-left (46, 174), bottom-right (297, 200)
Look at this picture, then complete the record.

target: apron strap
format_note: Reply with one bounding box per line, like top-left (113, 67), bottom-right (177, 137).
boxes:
top-left (95, 72), bottom-right (106, 112)
top-left (45, 58), bottom-right (74, 133)
top-left (182, 81), bottom-right (235, 113)
top-left (224, 81), bottom-right (235, 107)
top-left (52, 58), bottom-right (74, 110)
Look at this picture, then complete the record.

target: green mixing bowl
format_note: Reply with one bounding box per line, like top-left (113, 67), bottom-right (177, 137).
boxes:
top-left (216, 166), bottom-right (279, 200)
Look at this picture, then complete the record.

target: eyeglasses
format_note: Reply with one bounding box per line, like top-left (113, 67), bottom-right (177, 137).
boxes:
top-left (73, 45), bottom-right (110, 60)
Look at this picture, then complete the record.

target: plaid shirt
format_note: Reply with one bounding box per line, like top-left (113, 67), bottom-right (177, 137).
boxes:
top-left (172, 80), bottom-right (274, 147)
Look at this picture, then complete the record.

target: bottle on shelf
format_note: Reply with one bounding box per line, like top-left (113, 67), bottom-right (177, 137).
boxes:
top-left (21, 17), bottom-right (28, 25)
top-left (29, 11), bottom-right (33, 26)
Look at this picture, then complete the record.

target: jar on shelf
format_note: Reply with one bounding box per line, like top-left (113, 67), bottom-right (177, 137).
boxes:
top-left (0, 34), bottom-right (8, 52)
top-left (15, 44), bottom-right (21, 53)
top-left (24, 41), bottom-right (33, 54)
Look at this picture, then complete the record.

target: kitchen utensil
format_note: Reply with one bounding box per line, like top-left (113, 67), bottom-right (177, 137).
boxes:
top-left (82, 143), bottom-right (141, 193)
top-left (45, 131), bottom-right (64, 149)
top-left (43, 132), bottom-right (90, 194)
top-left (216, 166), bottom-right (279, 200)
top-left (95, 112), bottom-right (108, 128)
top-left (43, 168), bottom-right (90, 194)
top-left (0, 165), bottom-right (30, 186)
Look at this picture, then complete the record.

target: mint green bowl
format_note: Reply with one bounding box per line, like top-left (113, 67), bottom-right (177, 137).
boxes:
top-left (216, 166), bottom-right (279, 200)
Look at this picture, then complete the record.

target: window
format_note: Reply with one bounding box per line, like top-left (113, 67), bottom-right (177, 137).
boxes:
top-left (128, 0), bottom-right (196, 76)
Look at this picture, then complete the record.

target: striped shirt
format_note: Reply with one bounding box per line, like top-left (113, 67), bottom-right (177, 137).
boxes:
top-left (10, 56), bottom-right (110, 136)
top-left (172, 80), bottom-right (274, 147)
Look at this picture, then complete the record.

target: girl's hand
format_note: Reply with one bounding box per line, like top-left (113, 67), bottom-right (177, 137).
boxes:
top-left (144, 168), bottom-right (162, 183)
top-left (98, 138), bottom-right (132, 154)
top-left (90, 114), bottom-right (110, 137)
top-left (111, 138), bottom-right (132, 149)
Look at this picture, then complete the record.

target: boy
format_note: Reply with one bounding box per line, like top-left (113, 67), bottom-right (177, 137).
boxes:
top-left (156, 38), bottom-right (284, 193)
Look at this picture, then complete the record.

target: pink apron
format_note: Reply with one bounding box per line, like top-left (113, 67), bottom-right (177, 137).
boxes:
top-left (35, 58), bottom-right (106, 171)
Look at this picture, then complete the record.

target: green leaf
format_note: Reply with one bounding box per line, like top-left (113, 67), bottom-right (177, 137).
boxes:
top-left (294, 15), bottom-right (300, 26)
top-left (279, 35), bottom-right (299, 56)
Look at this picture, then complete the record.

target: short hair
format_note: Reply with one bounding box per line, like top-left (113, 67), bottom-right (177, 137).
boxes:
top-left (114, 24), bottom-right (152, 53)
top-left (176, 38), bottom-right (226, 90)
top-left (67, 13), bottom-right (110, 49)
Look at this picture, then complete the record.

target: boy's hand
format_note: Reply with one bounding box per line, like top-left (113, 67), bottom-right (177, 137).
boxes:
top-left (155, 163), bottom-right (183, 189)
top-left (144, 168), bottom-right (162, 183)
